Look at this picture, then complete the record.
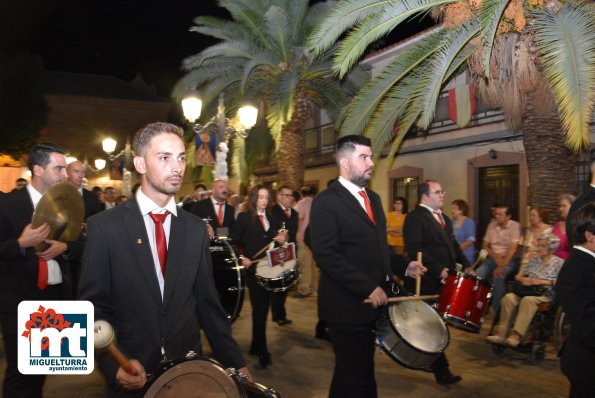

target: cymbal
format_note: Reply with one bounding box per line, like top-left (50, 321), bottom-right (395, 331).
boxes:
top-left (31, 181), bottom-right (84, 251)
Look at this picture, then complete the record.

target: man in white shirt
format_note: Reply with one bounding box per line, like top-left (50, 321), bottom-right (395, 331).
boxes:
top-left (79, 122), bottom-right (250, 396)
top-left (0, 142), bottom-right (70, 397)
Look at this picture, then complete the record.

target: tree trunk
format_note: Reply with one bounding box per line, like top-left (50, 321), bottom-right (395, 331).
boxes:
top-left (277, 92), bottom-right (310, 191)
top-left (522, 91), bottom-right (578, 222)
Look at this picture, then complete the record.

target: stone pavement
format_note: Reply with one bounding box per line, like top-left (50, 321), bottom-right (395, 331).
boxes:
top-left (0, 294), bottom-right (570, 397)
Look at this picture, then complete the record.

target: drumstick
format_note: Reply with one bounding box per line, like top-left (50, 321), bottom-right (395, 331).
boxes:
top-left (363, 295), bottom-right (439, 304)
top-left (416, 252), bottom-right (422, 311)
top-left (94, 320), bottom-right (138, 375)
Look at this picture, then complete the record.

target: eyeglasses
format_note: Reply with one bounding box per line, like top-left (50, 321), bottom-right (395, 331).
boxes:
top-left (431, 190), bottom-right (446, 196)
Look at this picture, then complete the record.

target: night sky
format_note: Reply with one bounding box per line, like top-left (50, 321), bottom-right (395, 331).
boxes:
top-left (1, 0), bottom-right (434, 98)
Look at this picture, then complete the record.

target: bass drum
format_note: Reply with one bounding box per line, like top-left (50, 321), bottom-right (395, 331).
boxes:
top-left (378, 300), bottom-right (450, 370)
top-left (210, 238), bottom-right (246, 323)
top-left (144, 355), bottom-right (281, 398)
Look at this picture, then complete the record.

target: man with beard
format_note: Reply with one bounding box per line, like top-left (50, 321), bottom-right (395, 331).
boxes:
top-left (0, 143), bottom-right (71, 397)
top-left (79, 122), bottom-right (250, 397)
top-left (189, 179), bottom-right (235, 237)
top-left (310, 135), bottom-right (424, 398)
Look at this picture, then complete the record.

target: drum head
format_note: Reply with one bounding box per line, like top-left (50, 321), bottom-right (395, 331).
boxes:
top-left (388, 300), bottom-right (449, 354)
top-left (144, 359), bottom-right (244, 398)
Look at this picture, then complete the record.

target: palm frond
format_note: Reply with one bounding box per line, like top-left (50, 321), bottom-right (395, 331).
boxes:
top-left (264, 5), bottom-right (292, 60)
top-left (182, 41), bottom-right (256, 69)
top-left (478, 0), bottom-right (510, 79)
top-left (417, 20), bottom-right (479, 128)
top-left (333, 0), bottom-right (456, 77)
top-left (288, 0), bottom-right (309, 40)
top-left (307, 0), bottom-right (390, 57)
top-left (339, 28), bottom-right (443, 135)
top-left (190, 16), bottom-right (249, 41)
top-left (532, 1), bottom-right (595, 151)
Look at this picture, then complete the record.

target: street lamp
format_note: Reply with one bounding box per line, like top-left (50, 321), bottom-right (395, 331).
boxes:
top-left (181, 92), bottom-right (258, 180)
top-left (102, 136), bottom-right (133, 196)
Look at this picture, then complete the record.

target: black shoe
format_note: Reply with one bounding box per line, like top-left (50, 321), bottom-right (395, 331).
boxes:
top-left (258, 353), bottom-right (272, 368)
top-left (435, 370), bottom-right (462, 386)
top-left (276, 319), bottom-right (292, 326)
top-left (315, 329), bottom-right (331, 341)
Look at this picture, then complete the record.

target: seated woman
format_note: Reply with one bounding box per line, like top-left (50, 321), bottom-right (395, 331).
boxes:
top-left (486, 233), bottom-right (563, 347)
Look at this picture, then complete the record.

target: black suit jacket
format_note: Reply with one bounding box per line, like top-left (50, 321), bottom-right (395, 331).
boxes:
top-left (555, 248), bottom-right (595, 384)
top-left (566, 186), bottom-right (595, 247)
top-left (403, 206), bottom-right (470, 295)
top-left (272, 204), bottom-right (298, 244)
top-left (189, 198), bottom-right (235, 232)
top-left (230, 210), bottom-right (284, 276)
top-left (78, 198), bottom-right (244, 395)
top-left (0, 188), bottom-right (71, 312)
top-left (68, 188), bottom-right (102, 262)
top-left (310, 181), bottom-right (408, 324)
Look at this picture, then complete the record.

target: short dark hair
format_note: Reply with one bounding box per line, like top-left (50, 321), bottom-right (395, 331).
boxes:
top-left (277, 185), bottom-right (291, 193)
top-left (28, 143), bottom-right (66, 172)
top-left (571, 202), bottom-right (595, 244)
top-left (417, 180), bottom-right (439, 201)
top-left (16, 178), bottom-right (27, 184)
top-left (91, 186), bottom-right (102, 194)
top-left (133, 122), bottom-right (184, 156)
top-left (495, 204), bottom-right (512, 217)
top-left (394, 196), bottom-right (408, 214)
top-left (336, 135), bottom-right (371, 165)
top-left (300, 186), bottom-right (318, 197)
top-left (194, 183), bottom-right (207, 191)
top-left (452, 199), bottom-right (469, 216)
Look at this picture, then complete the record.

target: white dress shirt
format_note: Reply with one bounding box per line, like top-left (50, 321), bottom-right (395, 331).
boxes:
top-left (136, 188), bottom-right (178, 299)
top-left (27, 184), bottom-right (63, 285)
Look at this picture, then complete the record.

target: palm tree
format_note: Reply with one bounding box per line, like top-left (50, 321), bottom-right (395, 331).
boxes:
top-left (174, 0), bottom-right (367, 190)
top-left (309, 0), bottom-right (595, 213)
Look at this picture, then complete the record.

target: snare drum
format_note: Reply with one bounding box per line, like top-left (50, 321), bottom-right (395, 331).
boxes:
top-left (436, 272), bottom-right (492, 332)
top-left (254, 243), bottom-right (298, 292)
top-left (210, 238), bottom-right (246, 323)
top-left (378, 300), bottom-right (449, 370)
top-left (144, 355), bottom-right (280, 398)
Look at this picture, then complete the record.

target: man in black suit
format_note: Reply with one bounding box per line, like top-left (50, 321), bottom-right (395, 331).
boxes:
top-left (270, 185), bottom-right (299, 325)
top-left (0, 143), bottom-right (72, 397)
top-left (555, 202), bottom-right (595, 398)
top-left (310, 135), bottom-right (423, 398)
top-left (403, 179), bottom-right (468, 385)
top-left (79, 122), bottom-right (249, 396)
top-left (189, 179), bottom-right (235, 237)
top-left (554, 202), bottom-right (595, 398)
top-left (567, 149), bottom-right (595, 247)
top-left (66, 160), bottom-right (102, 296)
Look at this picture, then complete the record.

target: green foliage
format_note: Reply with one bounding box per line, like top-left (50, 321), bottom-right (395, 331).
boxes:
top-left (0, 52), bottom-right (48, 157)
top-left (311, 0), bottom-right (595, 157)
top-left (174, 0), bottom-right (367, 184)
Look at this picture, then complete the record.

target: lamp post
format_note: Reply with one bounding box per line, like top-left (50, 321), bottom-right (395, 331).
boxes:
top-left (181, 92), bottom-right (258, 179)
top-left (102, 136), bottom-right (133, 196)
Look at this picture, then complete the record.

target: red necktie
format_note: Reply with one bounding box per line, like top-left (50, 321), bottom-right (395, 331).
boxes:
top-left (284, 208), bottom-right (290, 219)
top-left (217, 202), bottom-right (224, 227)
top-left (259, 214), bottom-right (268, 231)
top-left (358, 190), bottom-right (376, 225)
top-left (37, 258), bottom-right (48, 290)
top-left (434, 210), bottom-right (445, 228)
top-left (148, 211), bottom-right (170, 277)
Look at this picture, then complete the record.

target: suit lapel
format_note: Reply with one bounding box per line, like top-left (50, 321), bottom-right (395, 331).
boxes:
top-left (162, 212), bottom-right (186, 306)
top-left (122, 200), bottom-right (162, 304)
top-left (333, 183), bottom-right (375, 227)
top-left (420, 208), bottom-right (457, 261)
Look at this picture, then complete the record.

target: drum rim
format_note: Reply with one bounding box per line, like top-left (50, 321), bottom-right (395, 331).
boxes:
top-left (387, 300), bottom-right (450, 354)
top-left (458, 271), bottom-right (492, 287)
top-left (210, 238), bottom-right (246, 323)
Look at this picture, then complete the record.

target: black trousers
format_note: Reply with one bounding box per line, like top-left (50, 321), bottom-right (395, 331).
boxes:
top-left (246, 274), bottom-right (272, 355)
top-left (327, 322), bottom-right (377, 398)
top-left (1, 285), bottom-right (63, 398)
top-left (270, 290), bottom-right (287, 322)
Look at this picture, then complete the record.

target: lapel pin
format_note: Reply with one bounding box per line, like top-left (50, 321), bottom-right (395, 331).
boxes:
top-left (136, 239), bottom-right (142, 245)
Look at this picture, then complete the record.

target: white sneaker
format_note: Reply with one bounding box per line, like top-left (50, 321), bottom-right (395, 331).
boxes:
top-left (486, 335), bottom-right (505, 344)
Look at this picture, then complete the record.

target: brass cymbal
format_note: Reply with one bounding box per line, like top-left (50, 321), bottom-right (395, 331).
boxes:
top-left (32, 181), bottom-right (84, 251)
